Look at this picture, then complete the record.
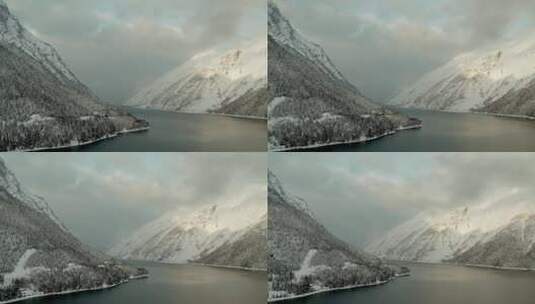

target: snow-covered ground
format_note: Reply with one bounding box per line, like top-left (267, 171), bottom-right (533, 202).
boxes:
top-left (19, 126), bottom-right (149, 152)
top-left (271, 123), bottom-right (422, 152)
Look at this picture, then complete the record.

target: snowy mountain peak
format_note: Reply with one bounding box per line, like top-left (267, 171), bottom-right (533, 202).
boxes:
top-left (127, 39), bottom-right (266, 115)
top-left (430, 206), bottom-right (471, 233)
top-left (0, 158), bottom-right (66, 231)
top-left (268, 171), bottom-right (315, 219)
top-left (109, 201), bottom-right (266, 263)
top-left (268, 1), bottom-right (345, 82)
top-left (368, 200), bottom-right (535, 263)
top-left (391, 33), bottom-right (535, 111)
top-left (0, 2), bottom-right (81, 85)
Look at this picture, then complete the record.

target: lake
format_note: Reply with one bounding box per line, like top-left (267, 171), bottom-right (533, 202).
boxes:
top-left (22, 262), bottom-right (267, 304)
top-left (56, 108), bottom-right (266, 152)
top-left (285, 263), bottom-right (535, 304)
top-left (307, 109), bottom-right (535, 152)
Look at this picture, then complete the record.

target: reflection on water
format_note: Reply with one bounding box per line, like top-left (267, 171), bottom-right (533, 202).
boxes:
top-left (59, 108), bottom-right (267, 152)
top-left (309, 109), bottom-right (535, 152)
top-left (288, 263), bottom-right (535, 304)
top-left (24, 262), bottom-right (267, 304)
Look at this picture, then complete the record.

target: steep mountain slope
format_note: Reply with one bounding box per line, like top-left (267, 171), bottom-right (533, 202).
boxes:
top-left (368, 201), bottom-right (535, 268)
top-left (391, 34), bottom-right (535, 114)
top-left (268, 1), bottom-right (420, 151)
top-left (452, 214), bottom-right (535, 269)
top-left (196, 214), bottom-right (267, 270)
top-left (0, 157), bottom-right (146, 303)
top-left (127, 40), bottom-right (267, 118)
top-left (0, 2), bottom-right (148, 151)
top-left (268, 171), bottom-right (406, 301)
top-left (109, 202), bottom-right (266, 269)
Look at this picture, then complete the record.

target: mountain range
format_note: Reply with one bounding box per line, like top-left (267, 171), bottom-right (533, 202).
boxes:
top-left (109, 202), bottom-right (267, 270)
top-left (367, 201), bottom-right (535, 269)
top-left (0, 157), bottom-right (146, 303)
top-left (391, 33), bottom-right (535, 117)
top-left (127, 40), bottom-right (267, 118)
top-left (267, 0), bottom-right (421, 151)
top-left (268, 171), bottom-right (408, 301)
top-left (0, 1), bottom-right (148, 151)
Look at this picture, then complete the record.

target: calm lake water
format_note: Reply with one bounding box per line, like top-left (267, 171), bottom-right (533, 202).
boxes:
top-left (287, 263), bottom-right (535, 304)
top-left (23, 262), bottom-right (267, 304)
top-left (59, 108), bottom-right (266, 152)
top-left (309, 109), bottom-right (535, 152)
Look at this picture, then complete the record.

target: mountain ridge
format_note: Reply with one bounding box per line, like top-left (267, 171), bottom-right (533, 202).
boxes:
top-left (267, 0), bottom-right (421, 151)
top-left (127, 40), bottom-right (267, 118)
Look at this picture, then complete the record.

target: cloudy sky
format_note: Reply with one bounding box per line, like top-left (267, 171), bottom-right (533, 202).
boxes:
top-left (3, 153), bottom-right (266, 251)
top-left (6, 0), bottom-right (265, 103)
top-left (276, 0), bottom-right (535, 102)
top-left (270, 153), bottom-right (535, 248)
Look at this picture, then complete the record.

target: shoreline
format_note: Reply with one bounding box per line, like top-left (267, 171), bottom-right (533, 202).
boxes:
top-left (268, 278), bottom-right (395, 303)
top-left (130, 106), bottom-right (267, 121)
top-left (0, 275), bottom-right (148, 304)
top-left (396, 106), bottom-right (535, 121)
top-left (19, 126), bottom-right (150, 152)
top-left (388, 259), bottom-right (535, 272)
top-left (271, 124), bottom-right (422, 152)
top-left (191, 262), bottom-right (267, 272)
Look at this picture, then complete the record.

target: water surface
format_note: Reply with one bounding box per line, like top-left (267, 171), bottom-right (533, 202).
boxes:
top-left (23, 262), bottom-right (267, 304)
top-left (309, 109), bottom-right (535, 152)
top-left (59, 108), bottom-right (266, 152)
top-left (287, 263), bottom-right (535, 304)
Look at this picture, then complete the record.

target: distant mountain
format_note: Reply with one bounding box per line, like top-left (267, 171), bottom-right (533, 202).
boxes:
top-left (0, 157), bottom-right (146, 303)
top-left (0, 2), bottom-right (148, 151)
top-left (368, 202), bottom-right (535, 269)
top-left (196, 214), bottom-right (267, 270)
top-left (127, 40), bottom-right (267, 118)
top-left (391, 34), bottom-right (535, 116)
top-left (268, 171), bottom-right (406, 301)
top-left (109, 202), bottom-right (267, 270)
top-left (267, 1), bottom-right (420, 151)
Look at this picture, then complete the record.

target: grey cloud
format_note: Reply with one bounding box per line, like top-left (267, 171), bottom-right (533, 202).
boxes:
top-left (276, 0), bottom-right (535, 102)
top-left (5, 0), bottom-right (265, 103)
top-left (270, 153), bottom-right (535, 247)
top-left (2, 153), bottom-right (266, 251)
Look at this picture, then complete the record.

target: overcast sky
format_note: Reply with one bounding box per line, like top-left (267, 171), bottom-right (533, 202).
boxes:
top-left (5, 0), bottom-right (265, 104)
top-left (276, 0), bottom-right (535, 102)
top-left (3, 153), bottom-right (266, 251)
top-left (270, 153), bottom-right (535, 248)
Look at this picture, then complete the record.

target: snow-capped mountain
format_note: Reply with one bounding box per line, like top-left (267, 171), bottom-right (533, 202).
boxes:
top-left (268, 1), bottom-right (421, 151)
top-left (268, 171), bottom-right (406, 301)
top-left (391, 34), bottom-right (535, 114)
top-left (367, 201), bottom-right (535, 268)
top-left (0, 157), bottom-right (146, 303)
top-left (109, 202), bottom-right (266, 268)
top-left (127, 40), bottom-right (267, 118)
top-left (0, 159), bottom-right (66, 231)
top-left (196, 214), bottom-right (267, 270)
top-left (0, 2), bottom-right (147, 151)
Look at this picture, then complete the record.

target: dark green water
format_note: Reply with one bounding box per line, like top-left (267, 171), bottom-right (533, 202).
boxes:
top-left (309, 109), bottom-right (535, 152)
top-left (59, 108), bottom-right (267, 152)
top-left (286, 263), bottom-right (535, 304)
top-left (22, 262), bottom-right (267, 304)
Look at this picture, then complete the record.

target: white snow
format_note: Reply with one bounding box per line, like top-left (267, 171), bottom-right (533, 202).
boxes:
top-left (268, 1), bottom-right (345, 81)
top-left (127, 39), bottom-right (266, 114)
top-left (0, 3), bottom-right (78, 82)
top-left (391, 33), bottom-right (535, 111)
top-left (367, 197), bottom-right (535, 262)
top-left (293, 249), bottom-right (331, 281)
top-left (0, 161), bottom-right (66, 230)
top-left (1, 249), bottom-right (48, 288)
top-left (109, 202), bottom-right (266, 263)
